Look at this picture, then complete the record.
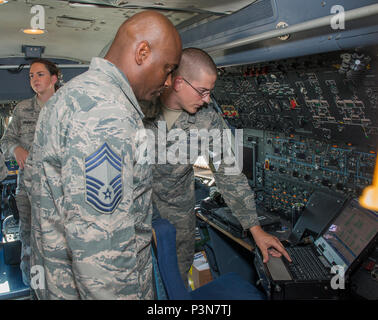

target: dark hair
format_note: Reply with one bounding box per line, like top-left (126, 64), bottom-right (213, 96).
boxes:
top-left (30, 58), bottom-right (62, 91)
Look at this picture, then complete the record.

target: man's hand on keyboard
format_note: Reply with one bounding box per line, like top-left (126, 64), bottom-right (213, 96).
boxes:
top-left (250, 225), bottom-right (292, 263)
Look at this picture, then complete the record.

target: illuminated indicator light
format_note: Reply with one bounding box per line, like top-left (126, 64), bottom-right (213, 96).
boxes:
top-left (360, 156), bottom-right (378, 210)
top-left (22, 29), bottom-right (45, 35)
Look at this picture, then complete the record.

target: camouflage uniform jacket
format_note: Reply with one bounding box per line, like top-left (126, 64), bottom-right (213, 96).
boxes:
top-left (0, 95), bottom-right (41, 191)
top-left (0, 152), bottom-right (7, 181)
top-left (27, 57), bottom-right (153, 299)
top-left (143, 99), bottom-right (259, 231)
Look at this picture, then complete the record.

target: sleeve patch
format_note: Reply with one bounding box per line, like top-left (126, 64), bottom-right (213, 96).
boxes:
top-left (85, 142), bottom-right (123, 214)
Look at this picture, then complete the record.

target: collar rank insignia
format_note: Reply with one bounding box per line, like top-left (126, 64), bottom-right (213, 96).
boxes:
top-left (85, 142), bottom-right (123, 214)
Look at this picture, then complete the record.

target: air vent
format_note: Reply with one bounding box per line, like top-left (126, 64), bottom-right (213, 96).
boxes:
top-left (56, 15), bottom-right (95, 29)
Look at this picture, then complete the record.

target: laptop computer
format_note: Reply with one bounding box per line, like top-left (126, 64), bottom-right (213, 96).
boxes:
top-left (254, 198), bottom-right (378, 299)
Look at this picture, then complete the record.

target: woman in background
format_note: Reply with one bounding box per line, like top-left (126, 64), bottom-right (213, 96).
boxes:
top-left (0, 59), bottom-right (61, 286)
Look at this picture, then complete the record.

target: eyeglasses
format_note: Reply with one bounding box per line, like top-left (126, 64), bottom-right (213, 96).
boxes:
top-left (182, 77), bottom-right (211, 98)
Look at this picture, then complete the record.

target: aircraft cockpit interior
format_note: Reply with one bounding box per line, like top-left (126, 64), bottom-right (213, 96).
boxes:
top-left (0, 0), bottom-right (377, 302)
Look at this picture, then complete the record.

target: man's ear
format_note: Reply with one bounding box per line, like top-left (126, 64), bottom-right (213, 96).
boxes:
top-left (135, 41), bottom-right (151, 65)
top-left (173, 76), bottom-right (183, 92)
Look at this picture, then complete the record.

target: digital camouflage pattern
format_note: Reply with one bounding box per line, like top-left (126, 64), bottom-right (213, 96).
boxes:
top-left (0, 95), bottom-right (42, 286)
top-left (26, 57), bottom-right (153, 299)
top-left (0, 152), bottom-right (8, 181)
top-left (143, 99), bottom-right (259, 281)
top-left (0, 96), bottom-right (41, 160)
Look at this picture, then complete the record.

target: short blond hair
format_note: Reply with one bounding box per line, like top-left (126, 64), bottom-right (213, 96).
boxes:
top-left (173, 47), bottom-right (217, 81)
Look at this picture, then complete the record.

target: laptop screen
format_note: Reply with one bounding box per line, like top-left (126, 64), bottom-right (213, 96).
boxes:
top-left (316, 199), bottom-right (378, 269)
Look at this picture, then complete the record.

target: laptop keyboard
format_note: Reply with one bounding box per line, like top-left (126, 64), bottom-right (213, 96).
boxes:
top-left (286, 246), bottom-right (331, 281)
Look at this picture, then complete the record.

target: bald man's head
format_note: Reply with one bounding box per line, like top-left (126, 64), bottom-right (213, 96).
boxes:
top-left (105, 11), bottom-right (182, 101)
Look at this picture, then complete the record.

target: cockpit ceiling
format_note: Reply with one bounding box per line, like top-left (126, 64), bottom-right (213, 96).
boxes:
top-left (0, 0), bottom-right (256, 63)
top-left (71, 0), bottom-right (255, 14)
